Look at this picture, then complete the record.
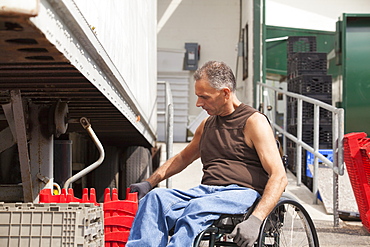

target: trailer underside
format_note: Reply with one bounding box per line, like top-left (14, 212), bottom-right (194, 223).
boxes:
top-left (0, 16), bottom-right (152, 148)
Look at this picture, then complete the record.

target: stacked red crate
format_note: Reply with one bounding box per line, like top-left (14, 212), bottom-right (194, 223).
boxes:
top-left (40, 187), bottom-right (139, 246)
top-left (104, 188), bottom-right (138, 247)
top-left (39, 187), bottom-right (99, 205)
top-left (360, 140), bottom-right (370, 184)
top-left (343, 132), bottom-right (370, 232)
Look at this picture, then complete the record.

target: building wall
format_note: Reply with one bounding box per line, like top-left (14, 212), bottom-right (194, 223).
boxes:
top-left (158, 0), bottom-right (242, 123)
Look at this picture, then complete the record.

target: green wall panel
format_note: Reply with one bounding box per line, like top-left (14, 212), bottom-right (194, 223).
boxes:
top-left (342, 14), bottom-right (370, 135)
top-left (266, 26), bottom-right (336, 76)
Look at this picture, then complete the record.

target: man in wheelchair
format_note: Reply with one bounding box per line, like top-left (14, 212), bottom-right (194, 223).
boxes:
top-left (127, 61), bottom-right (288, 247)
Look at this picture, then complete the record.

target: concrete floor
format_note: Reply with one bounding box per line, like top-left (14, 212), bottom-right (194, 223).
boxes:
top-left (158, 142), bottom-right (370, 246)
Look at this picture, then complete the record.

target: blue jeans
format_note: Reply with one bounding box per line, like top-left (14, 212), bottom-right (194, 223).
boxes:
top-left (126, 184), bottom-right (260, 247)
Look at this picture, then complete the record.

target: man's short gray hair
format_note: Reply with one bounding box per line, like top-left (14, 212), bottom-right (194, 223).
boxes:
top-left (194, 61), bottom-right (236, 92)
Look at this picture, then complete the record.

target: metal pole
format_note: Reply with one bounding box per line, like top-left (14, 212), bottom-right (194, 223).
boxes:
top-left (338, 109), bottom-right (345, 175)
top-left (313, 104), bottom-right (320, 204)
top-left (273, 89), bottom-right (277, 134)
top-left (333, 171), bottom-right (340, 227)
top-left (165, 82), bottom-right (174, 189)
top-left (165, 83), bottom-right (170, 188)
top-left (263, 90), bottom-right (268, 116)
top-left (333, 108), bottom-right (344, 227)
top-left (332, 111), bottom-right (339, 227)
top-left (257, 83), bottom-right (260, 110)
top-left (297, 99), bottom-right (302, 186)
top-left (283, 93), bottom-right (287, 156)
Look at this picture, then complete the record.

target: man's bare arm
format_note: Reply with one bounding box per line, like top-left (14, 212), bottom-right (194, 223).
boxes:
top-left (146, 118), bottom-right (207, 187)
top-left (244, 113), bottom-right (288, 220)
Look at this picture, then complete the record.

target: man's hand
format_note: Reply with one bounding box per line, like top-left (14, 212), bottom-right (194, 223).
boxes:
top-left (129, 181), bottom-right (152, 200)
top-left (228, 215), bottom-right (262, 247)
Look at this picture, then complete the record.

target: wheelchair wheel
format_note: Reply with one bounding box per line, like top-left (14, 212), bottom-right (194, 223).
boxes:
top-left (257, 199), bottom-right (319, 247)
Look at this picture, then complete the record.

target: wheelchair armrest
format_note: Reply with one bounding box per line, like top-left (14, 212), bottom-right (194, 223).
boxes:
top-left (213, 214), bottom-right (245, 229)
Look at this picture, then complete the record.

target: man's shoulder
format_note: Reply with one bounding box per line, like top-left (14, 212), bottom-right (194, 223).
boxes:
top-left (246, 111), bottom-right (270, 126)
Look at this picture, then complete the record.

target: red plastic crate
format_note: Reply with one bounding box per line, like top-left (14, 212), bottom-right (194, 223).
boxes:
top-left (104, 188), bottom-right (138, 247)
top-left (360, 140), bottom-right (370, 184)
top-left (343, 132), bottom-right (370, 232)
top-left (39, 187), bottom-right (99, 206)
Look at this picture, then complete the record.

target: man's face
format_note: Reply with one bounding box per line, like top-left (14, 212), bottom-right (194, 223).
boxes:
top-left (195, 78), bottom-right (228, 116)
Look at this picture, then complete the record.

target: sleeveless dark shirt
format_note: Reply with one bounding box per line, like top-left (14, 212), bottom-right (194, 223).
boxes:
top-left (199, 103), bottom-right (269, 195)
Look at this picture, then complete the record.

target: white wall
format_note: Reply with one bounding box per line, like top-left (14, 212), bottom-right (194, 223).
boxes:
top-left (266, 0), bottom-right (370, 31)
top-left (158, 0), bottom-right (242, 120)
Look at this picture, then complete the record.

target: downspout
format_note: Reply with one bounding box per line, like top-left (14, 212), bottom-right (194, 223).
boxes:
top-left (253, 0), bottom-right (262, 109)
top-left (262, 0), bottom-right (266, 86)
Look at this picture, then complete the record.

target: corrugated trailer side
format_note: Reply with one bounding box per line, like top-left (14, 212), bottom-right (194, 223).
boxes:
top-left (0, 0), bottom-right (157, 202)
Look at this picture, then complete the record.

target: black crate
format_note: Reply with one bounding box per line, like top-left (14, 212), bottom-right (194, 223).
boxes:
top-left (286, 94), bottom-right (332, 110)
top-left (287, 36), bottom-right (316, 56)
top-left (286, 146), bottom-right (297, 174)
top-left (286, 101), bottom-right (294, 124)
top-left (287, 125), bottom-right (297, 136)
top-left (288, 52), bottom-right (327, 79)
top-left (287, 124), bottom-right (332, 148)
top-left (286, 96), bottom-right (297, 124)
top-left (286, 95), bottom-right (331, 105)
top-left (286, 95), bottom-right (299, 103)
top-left (286, 94), bottom-right (332, 104)
top-left (304, 124), bottom-right (332, 147)
top-left (303, 94), bottom-right (332, 103)
top-left (287, 81), bottom-right (295, 92)
top-left (286, 142), bottom-right (307, 176)
top-left (306, 94), bottom-right (332, 102)
top-left (287, 100), bottom-right (332, 125)
top-left (290, 75), bottom-right (332, 95)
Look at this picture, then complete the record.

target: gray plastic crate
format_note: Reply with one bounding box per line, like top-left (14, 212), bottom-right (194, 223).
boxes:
top-left (0, 202), bottom-right (104, 247)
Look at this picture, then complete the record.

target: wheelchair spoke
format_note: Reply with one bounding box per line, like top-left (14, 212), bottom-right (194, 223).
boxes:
top-left (258, 200), bottom-right (319, 247)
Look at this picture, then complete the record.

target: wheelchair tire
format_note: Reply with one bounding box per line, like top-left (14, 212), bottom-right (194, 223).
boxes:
top-left (257, 199), bottom-right (319, 247)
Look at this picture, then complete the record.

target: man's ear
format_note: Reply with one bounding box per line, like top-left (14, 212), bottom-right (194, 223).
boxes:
top-left (222, 87), bottom-right (231, 99)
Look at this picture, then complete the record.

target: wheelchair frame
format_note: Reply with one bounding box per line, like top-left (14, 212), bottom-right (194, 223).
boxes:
top-left (193, 195), bottom-right (319, 247)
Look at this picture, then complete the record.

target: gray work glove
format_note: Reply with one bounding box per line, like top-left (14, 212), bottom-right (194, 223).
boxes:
top-left (129, 181), bottom-right (152, 200)
top-left (228, 215), bottom-right (262, 247)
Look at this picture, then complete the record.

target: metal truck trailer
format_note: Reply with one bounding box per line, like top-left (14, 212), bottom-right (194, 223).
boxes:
top-left (0, 0), bottom-right (157, 203)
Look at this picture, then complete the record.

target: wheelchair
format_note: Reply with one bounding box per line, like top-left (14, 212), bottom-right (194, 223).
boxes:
top-left (193, 193), bottom-right (319, 247)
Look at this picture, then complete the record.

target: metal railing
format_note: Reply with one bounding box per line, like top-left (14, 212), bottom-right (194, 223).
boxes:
top-left (157, 81), bottom-right (174, 188)
top-left (256, 82), bottom-right (345, 227)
